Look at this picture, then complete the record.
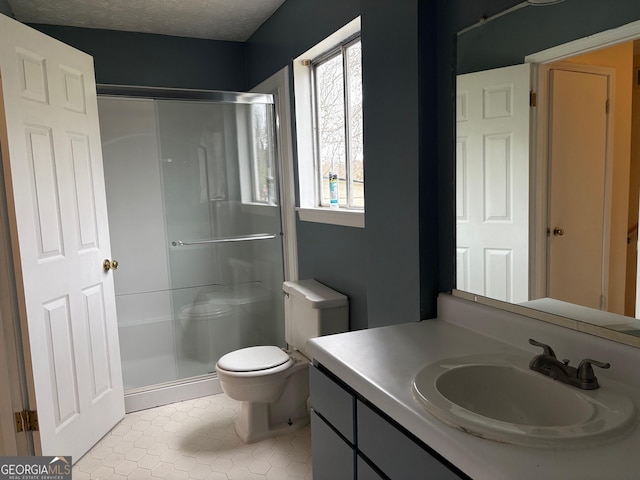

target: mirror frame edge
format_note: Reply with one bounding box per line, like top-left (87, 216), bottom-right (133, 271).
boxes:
top-left (451, 290), bottom-right (640, 349)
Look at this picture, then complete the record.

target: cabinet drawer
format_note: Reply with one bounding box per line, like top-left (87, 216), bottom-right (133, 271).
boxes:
top-left (357, 400), bottom-right (463, 480)
top-left (310, 365), bottom-right (355, 443)
top-left (357, 454), bottom-right (385, 480)
top-left (311, 410), bottom-right (355, 480)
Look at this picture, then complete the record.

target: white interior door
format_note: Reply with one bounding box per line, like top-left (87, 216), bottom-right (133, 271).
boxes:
top-left (547, 67), bottom-right (609, 310)
top-left (0, 14), bottom-right (124, 461)
top-left (456, 64), bottom-right (530, 303)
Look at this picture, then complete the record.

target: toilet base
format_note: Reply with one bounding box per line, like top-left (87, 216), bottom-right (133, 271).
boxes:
top-left (233, 362), bottom-right (310, 443)
top-left (235, 401), bottom-right (310, 443)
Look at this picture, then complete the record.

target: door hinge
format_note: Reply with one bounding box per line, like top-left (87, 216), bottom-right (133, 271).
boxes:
top-left (530, 91), bottom-right (537, 107)
top-left (606, 99), bottom-right (610, 114)
top-left (15, 410), bottom-right (39, 432)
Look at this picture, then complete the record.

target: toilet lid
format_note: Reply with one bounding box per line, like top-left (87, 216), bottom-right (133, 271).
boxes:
top-left (217, 346), bottom-right (290, 372)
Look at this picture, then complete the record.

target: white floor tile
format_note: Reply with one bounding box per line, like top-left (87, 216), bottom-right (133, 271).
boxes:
top-left (73, 393), bottom-right (313, 479)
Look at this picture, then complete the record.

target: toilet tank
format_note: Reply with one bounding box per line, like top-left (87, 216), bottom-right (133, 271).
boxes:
top-left (283, 280), bottom-right (348, 357)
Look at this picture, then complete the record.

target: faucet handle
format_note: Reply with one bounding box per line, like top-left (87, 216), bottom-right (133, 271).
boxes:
top-left (529, 338), bottom-right (557, 359)
top-left (577, 359), bottom-right (610, 381)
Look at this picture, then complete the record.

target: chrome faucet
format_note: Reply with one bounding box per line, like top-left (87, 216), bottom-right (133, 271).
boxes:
top-left (528, 339), bottom-right (610, 390)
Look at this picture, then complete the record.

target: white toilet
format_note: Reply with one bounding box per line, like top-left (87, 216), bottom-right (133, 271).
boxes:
top-left (215, 279), bottom-right (349, 443)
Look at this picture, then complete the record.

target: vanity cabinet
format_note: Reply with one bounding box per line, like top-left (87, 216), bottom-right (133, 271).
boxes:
top-left (310, 410), bottom-right (355, 478)
top-left (357, 455), bottom-right (386, 480)
top-left (310, 364), bottom-right (469, 480)
top-left (309, 364), bottom-right (356, 478)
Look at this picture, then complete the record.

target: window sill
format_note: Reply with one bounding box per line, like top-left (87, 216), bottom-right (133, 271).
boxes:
top-left (240, 202), bottom-right (279, 217)
top-left (297, 207), bottom-right (364, 228)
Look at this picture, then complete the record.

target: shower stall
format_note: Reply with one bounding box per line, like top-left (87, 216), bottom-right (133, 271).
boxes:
top-left (97, 89), bottom-right (285, 410)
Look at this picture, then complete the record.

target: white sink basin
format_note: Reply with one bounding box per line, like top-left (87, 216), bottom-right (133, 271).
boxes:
top-left (412, 354), bottom-right (637, 448)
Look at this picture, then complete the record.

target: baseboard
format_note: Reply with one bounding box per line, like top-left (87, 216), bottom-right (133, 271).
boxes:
top-left (124, 374), bottom-right (223, 413)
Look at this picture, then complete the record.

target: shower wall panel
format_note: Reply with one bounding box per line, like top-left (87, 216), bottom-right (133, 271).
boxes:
top-left (99, 97), bottom-right (176, 388)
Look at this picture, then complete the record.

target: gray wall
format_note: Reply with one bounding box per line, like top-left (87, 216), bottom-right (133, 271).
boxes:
top-left (0, 0), bottom-right (12, 17)
top-left (245, 0), bottom-right (371, 330)
top-left (29, 24), bottom-right (248, 91)
top-left (245, 0), bottom-right (360, 88)
top-left (247, 0), bottom-right (440, 329)
top-left (360, 0), bottom-right (422, 327)
top-left (458, 0), bottom-right (640, 75)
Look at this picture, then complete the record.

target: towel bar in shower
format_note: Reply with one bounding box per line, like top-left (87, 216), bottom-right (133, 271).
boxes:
top-left (171, 233), bottom-right (279, 247)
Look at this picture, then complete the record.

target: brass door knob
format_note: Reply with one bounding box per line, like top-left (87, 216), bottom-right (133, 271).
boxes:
top-left (103, 259), bottom-right (119, 272)
top-left (553, 227), bottom-right (564, 237)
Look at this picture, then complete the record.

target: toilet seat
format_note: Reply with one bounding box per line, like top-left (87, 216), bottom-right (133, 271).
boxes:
top-left (217, 346), bottom-right (292, 373)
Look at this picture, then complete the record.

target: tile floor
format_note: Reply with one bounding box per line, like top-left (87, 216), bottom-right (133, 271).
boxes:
top-left (72, 394), bottom-right (313, 480)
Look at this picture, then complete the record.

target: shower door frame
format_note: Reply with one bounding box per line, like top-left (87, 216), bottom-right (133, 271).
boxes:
top-left (99, 70), bottom-right (297, 280)
top-left (98, 79), bottom-right (298, 412)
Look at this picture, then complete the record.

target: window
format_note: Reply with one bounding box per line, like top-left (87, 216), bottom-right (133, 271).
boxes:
top-left (293, 17), bottom-right (364, 228)
top-left (313, 38), bottom-right (364, 209)
top-left (238, 102), bottom-right (278, 207)
top-left (249, 104), bottom-right (277, 205)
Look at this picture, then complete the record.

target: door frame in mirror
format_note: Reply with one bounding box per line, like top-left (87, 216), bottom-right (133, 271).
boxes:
top-left (531, 61), bottom-right (616, 306)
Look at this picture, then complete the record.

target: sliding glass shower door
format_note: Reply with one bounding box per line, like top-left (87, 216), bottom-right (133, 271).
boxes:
top-left (98, 93), bottom-right (285, 390)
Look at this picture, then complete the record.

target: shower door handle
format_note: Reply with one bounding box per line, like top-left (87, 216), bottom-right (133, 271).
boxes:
top-left (171, 233), bottom-right (279, 247)
top-left (103, 259), bottom-right (119, 272)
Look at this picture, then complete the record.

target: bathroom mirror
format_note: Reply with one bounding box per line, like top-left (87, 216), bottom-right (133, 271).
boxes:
top-left (455, 0), bottom-right (640, 344)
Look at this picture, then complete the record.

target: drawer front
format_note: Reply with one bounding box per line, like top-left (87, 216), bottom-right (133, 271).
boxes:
top-left (357, 401), bottom-right (463, 480)
top-left (311, 410), bottom-right (355, 480)
top-left (310, 365), bottom-right (355, 443)
top-left (357, 455), bottom-right (386, 480)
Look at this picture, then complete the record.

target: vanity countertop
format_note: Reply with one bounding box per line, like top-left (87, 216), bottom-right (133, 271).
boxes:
top-left (306, 302), bottom-right (640, 480)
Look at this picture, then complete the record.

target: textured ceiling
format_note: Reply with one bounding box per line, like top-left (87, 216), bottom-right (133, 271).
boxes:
top-left (7, 0), bottom-right (286, 41)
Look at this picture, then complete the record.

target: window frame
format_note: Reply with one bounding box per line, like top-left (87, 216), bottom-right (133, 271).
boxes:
top-left (311, 34), bottom-right (363, 210)
top-left (292, 17), bottom-right (364, 228)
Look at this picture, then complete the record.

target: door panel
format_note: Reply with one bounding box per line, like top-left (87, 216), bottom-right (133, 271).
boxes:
top-left (485, 248), bottom-right (512, 301)
top-left (83, 284), bottom-right (113, 400)
top-left (70, 134), bottom-right (100, 250)
top-left (44, 296), bottom-right (80, 427)
top-left (0, 14), bottom-right (124, 461)
top-left (25, 125), bottom-right (64, 258)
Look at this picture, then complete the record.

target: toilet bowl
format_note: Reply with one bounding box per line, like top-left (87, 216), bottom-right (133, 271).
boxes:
top-left (215, 280), bottom-right (349, 443)
top-left (216, 346), bottom-right (310, 443)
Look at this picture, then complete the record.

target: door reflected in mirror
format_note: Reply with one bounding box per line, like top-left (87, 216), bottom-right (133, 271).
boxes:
top-left (455, 0), bottom-right (640, 338)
